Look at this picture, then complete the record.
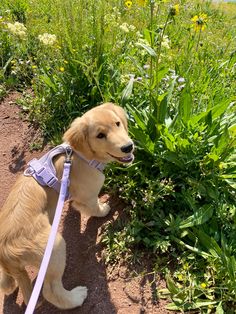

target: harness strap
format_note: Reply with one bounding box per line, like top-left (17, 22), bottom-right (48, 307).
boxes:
top-left (25, 158), bottom-right (60, 192)
top-left (24, 143), bottom-right (105, 193)
top-left (25, 157), bottom-right (72, 314)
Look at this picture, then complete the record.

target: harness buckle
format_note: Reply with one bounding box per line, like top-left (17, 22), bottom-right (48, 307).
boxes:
top-left (65, 146), bottom-right (73, 163)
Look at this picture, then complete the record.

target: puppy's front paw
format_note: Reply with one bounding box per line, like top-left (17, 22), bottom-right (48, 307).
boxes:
top-left (97, 201), bottom-right (111, 217)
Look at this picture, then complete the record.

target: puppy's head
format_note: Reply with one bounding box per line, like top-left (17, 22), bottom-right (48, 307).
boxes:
top-left (63, 102), bottom-right (134, 164)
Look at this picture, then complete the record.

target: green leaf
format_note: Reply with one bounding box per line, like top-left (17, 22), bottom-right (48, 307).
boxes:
top-left (216, 302), bottom-right (224, 314)
top-left (196, 229), bottom-right (223, 258)
top-left (136, 43), bottom-right (157, 57)
top-left (126, 105), bottom-right (147, 131)
top-left (166, 275), bottom-right (180, 295)
top-left (189, 100), bottom-right (230, 126)
top-left (166, 300), bottom-right (218, 311)
top-left (121, 78), bottom-right (134, 105)
top-left (179, 205), bottom-right (214, 229)
top-left (157, 94), bottom-right (168, 125)
top-left (178, 83), bottom-right (192, 123)
top-left (40, 75), bottom-right (57, 92)
top-left (131, 128), bottom-right (154, 153)
top-left (172, 236), bottom-right (211, 259)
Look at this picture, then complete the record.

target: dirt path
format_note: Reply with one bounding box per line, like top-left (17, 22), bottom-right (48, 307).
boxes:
top-left (0, 93), bottom-right (172, 314)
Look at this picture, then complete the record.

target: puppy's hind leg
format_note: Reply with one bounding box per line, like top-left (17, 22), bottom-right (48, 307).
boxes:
top-left (40, 231), bottom-right (87, 309)
top-left (15, 268), bottom-right (32, 305)
top-left (0, 269), bottom-right (17, 295)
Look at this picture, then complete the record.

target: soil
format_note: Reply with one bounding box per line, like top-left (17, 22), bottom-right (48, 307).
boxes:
top-left (0, 92), bottom-right (174, 314)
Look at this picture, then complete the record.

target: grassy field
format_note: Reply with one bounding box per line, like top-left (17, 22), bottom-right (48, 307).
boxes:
top-left (0, 0), bottom-right (236, 312)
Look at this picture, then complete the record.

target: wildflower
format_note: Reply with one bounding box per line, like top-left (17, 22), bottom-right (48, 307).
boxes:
top-left (129, 24), bottom-right (136, 32)
top-left (59, 67), bottom-right (65, 72)
top-left (38, 33), bottom-right (57, 46)
top-left (125, 0), bottom-right (132, 9)
top-left (170, 4), bottom-right (180, 16)
top-left (183, 262), bottom-right (189, 270)
top-left (200, 282), bottom-right (207, 289)
top-left (178, 77), bottom-right (185, 83)
top-left (136, 0), bottom-right (148, 7)
top-left (6, 22), bottom-right (27, 38)
top-left (191, 13), bottom-right (207, 32)
top-left (162, 35), bottom-right (170, 49)
top-left (31, 65), bottom-right (37, 69)
top-left (119, 22), bottom-right (130, 33)
top-left (177, 273), bottom-right (183, 281)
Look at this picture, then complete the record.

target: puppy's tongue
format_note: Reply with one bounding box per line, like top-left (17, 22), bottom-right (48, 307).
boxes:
top-left (117, 154), bottom-right (134, 163)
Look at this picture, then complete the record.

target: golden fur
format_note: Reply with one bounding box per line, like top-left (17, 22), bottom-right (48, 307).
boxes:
top-left (0, 103), bottom-right (134, 309)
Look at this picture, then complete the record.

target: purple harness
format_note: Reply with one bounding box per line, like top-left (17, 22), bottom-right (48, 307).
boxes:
top-left (24, 143), bottom-right (105, 193)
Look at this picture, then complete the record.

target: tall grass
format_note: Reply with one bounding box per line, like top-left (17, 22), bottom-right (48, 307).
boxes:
top-left (0, 0), bottom-right (236, 312)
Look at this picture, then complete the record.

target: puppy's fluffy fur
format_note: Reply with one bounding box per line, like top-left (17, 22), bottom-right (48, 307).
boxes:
top-left (0, 103), bottom-right (134, 309)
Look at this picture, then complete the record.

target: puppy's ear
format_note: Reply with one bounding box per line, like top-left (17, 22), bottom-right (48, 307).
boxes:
top-left (103, 103), bottom-right (128, 132)
top-left (63, 118), bottom-right (94, 159)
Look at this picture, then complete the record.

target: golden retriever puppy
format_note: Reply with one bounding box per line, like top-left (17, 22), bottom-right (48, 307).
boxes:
top-left (0, 103), bottom-right (134, 309)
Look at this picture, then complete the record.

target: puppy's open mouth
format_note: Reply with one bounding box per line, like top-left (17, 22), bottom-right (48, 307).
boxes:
top-left (108, 153), bottom-right (134, 163)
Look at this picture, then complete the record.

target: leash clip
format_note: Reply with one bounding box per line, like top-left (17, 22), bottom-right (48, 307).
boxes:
top-left (65, 146), bottom-right (73, 163)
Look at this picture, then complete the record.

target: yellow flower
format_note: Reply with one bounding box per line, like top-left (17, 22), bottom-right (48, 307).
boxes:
top-left (191, 13), bottom-right (208, 32)
top-left (183, 262), bottom-right (189, 270)
top-left (200, 282), bottom-right (207, 289)
top-left (31, 65), bottom-right (37, 69)
top-left (59, 67), bottom-right (65, 72)
top-left (125, 0), bottom-right (132, 9)
top-left (136, 0), bottom-right (148, 7)
top-left (170, 4), bottom-right (180, 16)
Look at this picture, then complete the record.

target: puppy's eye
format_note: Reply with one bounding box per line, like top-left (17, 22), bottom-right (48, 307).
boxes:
top-left (97, 132), bottom-right (106, 139)
top-left (116, 121), bottom-right (120, 127)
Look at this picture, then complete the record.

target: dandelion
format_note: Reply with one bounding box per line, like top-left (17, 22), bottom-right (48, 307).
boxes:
top-left (7, 22), bottom-right (27, 38)
top-left (170, 4), bottom-right (180, 16)
top-left (38, 33), bottom-right (57, 46)
top-left (31, 65), bottom-right (37, 69)
top-left (125, 0), bottom-right (132, 9)
top-left (59, 67), bottom-right (65, 72)
top-left (191, 13), bottom-right (207, 32)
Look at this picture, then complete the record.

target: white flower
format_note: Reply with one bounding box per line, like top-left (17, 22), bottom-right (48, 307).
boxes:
top-left (119, 23), bottom-right (130, 33)
top-left (129, 24), bottom-right (136, 32)
top-left (38, 33), bottom-right (57, 46)
top-left (162, 35), bottom-right (170, 49)
top-left (119, 23), bottom-right (136, 33)
top-left (178, 77), bottom-right (185, 83)
top-left (7, 22), bottom-right (27, 38)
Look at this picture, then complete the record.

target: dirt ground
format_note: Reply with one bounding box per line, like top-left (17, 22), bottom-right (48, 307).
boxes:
top-left (0, 93), bottom-right (173, 314)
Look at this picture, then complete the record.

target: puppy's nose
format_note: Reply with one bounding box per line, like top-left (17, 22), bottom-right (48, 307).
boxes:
top-left (121, 143), bottom-right (133, 153)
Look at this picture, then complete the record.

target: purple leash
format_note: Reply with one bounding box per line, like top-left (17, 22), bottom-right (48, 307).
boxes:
top-left (25, 148), bottom-right (72, 314)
